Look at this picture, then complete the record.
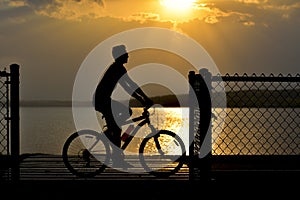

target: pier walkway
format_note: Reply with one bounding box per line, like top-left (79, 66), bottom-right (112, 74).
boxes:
top-left (1, 154), bottom-right (300, 199)
top-left (2, 153), bottom-right (299, 183)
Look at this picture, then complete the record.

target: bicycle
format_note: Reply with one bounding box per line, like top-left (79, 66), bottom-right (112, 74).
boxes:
top-left (62, 106), bottom-right (186, 178)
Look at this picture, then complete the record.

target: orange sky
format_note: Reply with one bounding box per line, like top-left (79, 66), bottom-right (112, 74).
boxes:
top-left (1, 0), bottom-right (300, 100)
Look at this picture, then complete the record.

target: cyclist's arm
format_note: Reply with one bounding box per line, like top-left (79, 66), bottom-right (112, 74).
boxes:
top-left (119, 74), bottom-right (153, 106)
top-left (119, 73), bottom-right (139, 94)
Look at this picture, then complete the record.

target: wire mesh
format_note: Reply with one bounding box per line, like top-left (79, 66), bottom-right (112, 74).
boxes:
top-left (211, 73), bottom-right (300, 155)
top-left (0, 69), bottom-right (9, 156)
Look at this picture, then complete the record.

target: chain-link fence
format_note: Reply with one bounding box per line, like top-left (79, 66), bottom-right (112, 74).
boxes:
top-left (212, 73), bottom-right (300, 155)
top-left (0, 69), bottom-right (9, 156)
top-left (0, 64), bottom-right (20, 182)
top-left (189, 69), bottom-right (300, 181)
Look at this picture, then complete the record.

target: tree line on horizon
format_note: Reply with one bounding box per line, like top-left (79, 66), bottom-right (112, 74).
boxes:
top-left (19, 88), bottom-right (300, 108)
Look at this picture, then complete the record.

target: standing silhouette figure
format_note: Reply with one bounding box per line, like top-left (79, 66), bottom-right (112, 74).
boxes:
top-left (93, 44), bottom-right (153, 169)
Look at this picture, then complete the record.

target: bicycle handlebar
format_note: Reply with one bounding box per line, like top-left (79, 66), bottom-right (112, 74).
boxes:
top-left (142, 107), bottom-right (150, 118)
top-left (129, 106), bottom-right (152, 124)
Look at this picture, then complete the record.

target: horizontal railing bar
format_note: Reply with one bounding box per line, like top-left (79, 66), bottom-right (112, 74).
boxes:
top-left (212, 76), bottom-right (300, 82)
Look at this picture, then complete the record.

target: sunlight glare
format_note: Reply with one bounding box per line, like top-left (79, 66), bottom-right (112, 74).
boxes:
top-left (160, 0), bottom-right (196, 12)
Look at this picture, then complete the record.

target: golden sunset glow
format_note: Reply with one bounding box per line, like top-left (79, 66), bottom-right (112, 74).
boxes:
top-left (160, 0), bottom-right (196, 12)
top-left (1, 0), bottom-right (300, 186)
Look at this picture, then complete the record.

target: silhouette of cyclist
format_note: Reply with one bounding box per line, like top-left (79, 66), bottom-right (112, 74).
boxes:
top-left (93, 44), bottom-right (153, 169)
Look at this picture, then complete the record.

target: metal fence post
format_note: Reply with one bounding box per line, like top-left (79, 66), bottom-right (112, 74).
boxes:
top-left (10, 63), bottom-right (20, 182)
top-left (188, 70), bottom-right (196, 181)
top-left (188, 68), bottom-right (212, 182)
top-left (198, 68), bottom-right (212, 182)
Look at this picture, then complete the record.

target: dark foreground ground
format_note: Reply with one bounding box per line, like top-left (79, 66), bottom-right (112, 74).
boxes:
top-left (1, 154), bottom-right (300, 199)
top-left (1, 171), bottom-right (300, 199)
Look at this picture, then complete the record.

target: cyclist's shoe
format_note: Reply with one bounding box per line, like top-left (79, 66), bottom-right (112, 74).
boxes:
top-left (111, 148), bottom-right (134, 169)
top-left (112, 160), bottom-right (134, 169)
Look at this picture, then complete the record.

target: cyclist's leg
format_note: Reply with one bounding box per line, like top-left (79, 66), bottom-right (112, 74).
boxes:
top-left (101, 109), bottom-right (122, 148)
top-left (100, 100), bottom-right (133, 168)
top-left (101, 110), bottom-right (126, 162)
top-left (96, 99), bottom-right (122, 147)
top-left (111, 100), bottom-right (132, 124)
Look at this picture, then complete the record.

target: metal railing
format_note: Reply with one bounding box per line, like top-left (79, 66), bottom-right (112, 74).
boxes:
top-left (0, 64), bottom-right (20, 182)
top-left (189, 69), bottom-right (300, 181)
top-left (212, 73), bottom-right (300, 156)
top-left (0, 69), bottom-right (9, 156)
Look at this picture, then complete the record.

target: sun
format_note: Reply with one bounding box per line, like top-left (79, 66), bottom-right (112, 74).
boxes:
top-left (160, 0), bottom-right (196, 12)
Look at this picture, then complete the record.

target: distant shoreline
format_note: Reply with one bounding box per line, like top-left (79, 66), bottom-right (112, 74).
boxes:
top-left (20, 94), bottom-right (189, 107)
top-left (20, 100), bottom-right (73, 107)
top-left (20, 88), bottom-right (300, 108)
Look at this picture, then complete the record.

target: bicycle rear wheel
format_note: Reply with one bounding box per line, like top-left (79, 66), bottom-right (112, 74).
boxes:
top-left (62, 129), bottom-right (111, 178)
top-left (139, 130), bottom-right (186, 178)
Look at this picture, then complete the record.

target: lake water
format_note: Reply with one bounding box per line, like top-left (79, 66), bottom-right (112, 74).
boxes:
top-left (20, 106), bottom-right (190, 155)
top-left (20, 106), bottom-right (300, 156)
top-left (211, 107), bottom-right (300, 155)
top-left (21, 107), bottom-right (76, 155)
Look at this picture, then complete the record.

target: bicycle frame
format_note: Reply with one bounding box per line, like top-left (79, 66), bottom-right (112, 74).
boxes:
top-left (63, 106), bottom-right (186, 178)
top-left (119, 108), bottom-right (157, 150)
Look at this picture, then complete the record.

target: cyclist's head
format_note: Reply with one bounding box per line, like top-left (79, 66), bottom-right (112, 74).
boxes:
top-left (112, 44), bottom-right (128, 63)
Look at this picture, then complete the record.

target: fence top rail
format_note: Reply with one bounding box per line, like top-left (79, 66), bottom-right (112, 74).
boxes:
top-left (0, 70), bottom-right (10, 78)
top-left (211, 73), bottom-right (300, 82)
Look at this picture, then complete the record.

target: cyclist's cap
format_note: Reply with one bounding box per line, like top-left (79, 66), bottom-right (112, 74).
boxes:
top-left (112, 44), bottom-right (127, 59)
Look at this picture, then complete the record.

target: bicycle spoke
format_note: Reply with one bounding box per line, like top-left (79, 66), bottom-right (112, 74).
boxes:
top-left (62, 130), bottom-right (111, 178)
top-left (139, 130), bottom-right (186, 178)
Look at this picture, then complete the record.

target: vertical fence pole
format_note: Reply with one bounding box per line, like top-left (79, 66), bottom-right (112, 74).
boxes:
top-left (188, 71), bottom-right (196, 181)
top-left (189, 69), bottom-right (213, 182)
top-left (10, 63), bottom-right (20, 182)
top-left (198, 68), bottom-right (212, 182)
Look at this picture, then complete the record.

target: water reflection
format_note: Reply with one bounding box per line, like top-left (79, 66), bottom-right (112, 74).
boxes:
top-left (212, 108), bottom-right (300, 155)
top-left (20, 106), bottom-right (300, 156)
top-left (122, 107), bottom-right (190, 155)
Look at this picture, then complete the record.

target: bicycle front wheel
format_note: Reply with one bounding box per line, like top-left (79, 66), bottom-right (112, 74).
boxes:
top-left (62, 129), bottom-right (111, 178)
top-left (139, 130), bottom-right (186, 178)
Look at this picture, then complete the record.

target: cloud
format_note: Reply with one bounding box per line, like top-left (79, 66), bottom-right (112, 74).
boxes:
top-left (236, 0), bottom-right (268, 4)
top-left (8, 0), bottom-right (27, 7)
top-left (0, 0), bottom-right (27, 9)
top-left (236, 0), bottom-right (300, 12)
top-left (125, 12), bottom-right (161, 23)
top-left (3, 0), bottom-right (299, 28)
top-left (260, 1), bottom-right (300, 20)
top-left (0, 0), bottom-right (254, 27)
top-left (24, 0), bottom-right (106, 21)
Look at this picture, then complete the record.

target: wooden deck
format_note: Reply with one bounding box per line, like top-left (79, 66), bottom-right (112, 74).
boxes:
top-left (1, 154), bottom-right (194, 199)
top-left (1, 154), bottom-right (300, 198)
top-left (17, 154), bottom-right (190, 181)
top-left (2, 154), bottom-right (300, 182)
